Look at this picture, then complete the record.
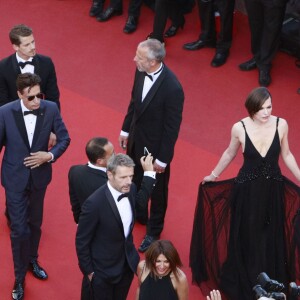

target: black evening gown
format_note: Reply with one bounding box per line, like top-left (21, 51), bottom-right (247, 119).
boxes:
top-left (190, 118), bottom-right (300, 300)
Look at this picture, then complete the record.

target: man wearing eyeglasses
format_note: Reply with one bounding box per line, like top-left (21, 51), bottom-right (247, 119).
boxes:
top-left (0, 24), bottom-right (60, 109)
top-left (0, 72), bottom-right (70, 300)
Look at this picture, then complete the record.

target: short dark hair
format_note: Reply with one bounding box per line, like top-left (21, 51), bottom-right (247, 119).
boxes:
top-left (145, 240), bottom-right (183, 281)
top-left (245, 87), bottom-right (272, 118)
top-left (107, 153), bottom-right (135, 174)
top-left (9, 24), bottom-right (33, 46)
top-left (85, 137), bottom-right (109, 164)
top-left (16, 73), bottom-right (41, 94)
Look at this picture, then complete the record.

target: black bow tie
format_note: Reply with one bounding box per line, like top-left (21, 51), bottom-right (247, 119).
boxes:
top-left (117, 193), bottom-right (129, 202)
top-left (24, 110), bottom-right (39, 116)
top-left (144, 73), bottom-right (153, 81)
top-left (18, 61), bottom-right (34, 69)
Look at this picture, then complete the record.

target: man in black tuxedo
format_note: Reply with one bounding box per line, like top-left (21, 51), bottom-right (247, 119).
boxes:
top-left (0, 73), bottom-right (70, 300)
top-left (238, 0), bottom-right (287, 87)
top-left (76, 153), bottom-right (156, 300)
top-left (0, 24), bottom-right (60, 109)
top-left (183, 0), bottom-right (235, 67)
top-left (119, 39), bottom-right (184, 253)
top-left (68, 137), bottom-right (114, 224)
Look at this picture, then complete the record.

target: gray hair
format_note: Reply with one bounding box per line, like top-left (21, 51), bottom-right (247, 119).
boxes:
top-left (107, 153), bottom-right (135, 174)
top-left (138, 39), bottom-right (166, 62)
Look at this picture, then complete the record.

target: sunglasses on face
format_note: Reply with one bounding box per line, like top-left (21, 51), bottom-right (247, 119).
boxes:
top-left (26, 92), bottom-right (45, 101)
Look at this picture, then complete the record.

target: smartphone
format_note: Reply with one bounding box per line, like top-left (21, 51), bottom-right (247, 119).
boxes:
top-left (144, 147), bottom-right (150, 156)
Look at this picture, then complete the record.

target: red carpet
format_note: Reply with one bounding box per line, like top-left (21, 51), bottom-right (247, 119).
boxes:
top-left (0, 0), bottom-right (299, 299)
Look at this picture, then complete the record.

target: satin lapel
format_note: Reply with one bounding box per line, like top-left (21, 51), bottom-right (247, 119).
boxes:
top-left (12, 55), bottom-right (21, 77)
top-left (135, 72), bottom-right (144, 107)
top-left (31, 105), bottom-right (45, 148)
top-left (128, 191), bottom-right (135, 232)
top-left (105, 188), bottom-right (124, 233)
top-left (136, 67), bottom-right (167, 120)
top-left (12, 105), bottom-right (30, 150)
top-left (32, 56), bottom-right (40, 75)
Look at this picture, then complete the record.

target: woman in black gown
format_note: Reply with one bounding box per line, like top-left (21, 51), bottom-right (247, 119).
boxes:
top-left (190, 87), bottom-right (300, 300)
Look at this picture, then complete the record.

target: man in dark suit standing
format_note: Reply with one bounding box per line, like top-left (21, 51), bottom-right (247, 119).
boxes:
top-left (76, 153), bottom-right (155, 300)
top-left (119, 39), bottom-right (184, 253)
top-left (68, 137), bottom-right (114, 224)
top-left (183, 0), bottom-right (235, 67)
top-left (0, 73), bottom-right (70, 300)
top-left (238, 0), bottom-right (287, 87)
top-left (0, 24), bottom-right (60, 109)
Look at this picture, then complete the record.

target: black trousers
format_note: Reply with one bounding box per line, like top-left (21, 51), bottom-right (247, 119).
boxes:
top-left (134, 162), bottom-right (170, 238)
top-left (244, 0), bottom-right (286, 71)
top-left (197, 0), bottom-right (235, 52)
top-left (81, 270), bottom-right (134, 300)
top-left (151, 0), bottom-right (185, 42)
top-left (6, 184), bottom-right (47, 282)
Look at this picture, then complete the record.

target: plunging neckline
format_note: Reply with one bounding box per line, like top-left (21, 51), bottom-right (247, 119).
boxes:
top-left (245, 128), bottom-right (277, 159)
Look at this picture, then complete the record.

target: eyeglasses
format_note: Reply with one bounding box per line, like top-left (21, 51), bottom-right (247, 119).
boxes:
top-left (26, 92), bottom-right (44, 101)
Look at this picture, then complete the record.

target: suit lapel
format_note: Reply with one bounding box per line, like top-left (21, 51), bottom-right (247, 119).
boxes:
top-left (105, 187), bottom-right (124, 233)
top-left (12, 54), bottom-right (21, 77)
top-left (32, 55), bottom-right (40, 75)
top-left (31, 104), bottom-right (45, 148)
top-left (12, 103), bottom-right (30, 150)
top-left (135, 66), bottom-right (167, 120)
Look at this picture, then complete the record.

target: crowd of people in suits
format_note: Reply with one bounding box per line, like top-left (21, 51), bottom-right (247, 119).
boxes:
top-left (0, 0), bottom-right (299, 298)
top-left (89, 0), bottom-right (295, 89)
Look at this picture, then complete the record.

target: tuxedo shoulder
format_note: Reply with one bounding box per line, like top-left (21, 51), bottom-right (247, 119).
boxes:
top-left (35, 53), bottom-right (53, 61)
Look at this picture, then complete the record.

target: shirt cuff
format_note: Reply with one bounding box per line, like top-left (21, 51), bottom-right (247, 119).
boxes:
top-left (144, 171), bottom-right (156, 179)
top-left (47, 152), bottom-right (54, 162)
top-left (120, 130), bottom-right (129, 137)
top-left (155, 159), bottom-right (167, 168)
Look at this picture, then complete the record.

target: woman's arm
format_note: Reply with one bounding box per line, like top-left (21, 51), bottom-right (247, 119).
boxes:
top-left (203, 123), bottom-right (242, 183)
top-left (135, 261), bottom-right (145, 300)
top-left (280, 120), bottom-right (300, 182)
top-left (175, 270), bottom-right (189, 300)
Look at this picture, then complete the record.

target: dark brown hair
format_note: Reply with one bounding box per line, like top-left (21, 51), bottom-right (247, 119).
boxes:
top-left (9, 24), bottom-right (33, 46)
top-left (86, 137), bottom-right (109, 164)
top-left (245, 87), bottom-right (272, 118)
top-left (145, 240), bottom-right (183, 280)
top-left (16, 73), bottom-right (41, 94)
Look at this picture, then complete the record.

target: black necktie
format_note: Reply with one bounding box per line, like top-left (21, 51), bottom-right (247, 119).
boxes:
top-left (24, 110), bottom-right (39, 116)
top-left (18, 61), bottom-right (34, 69)
top-left (144, 73), bottom-right (153, 81)
top-left (117, 193), bottom-right (129, 202)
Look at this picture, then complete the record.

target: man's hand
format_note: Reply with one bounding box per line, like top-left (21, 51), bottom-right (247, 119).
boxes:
top-left (48, 132), bottom-right (57, 149)
top-left (24, 151), bottom-right (52, 169)
top-left (118, 135), bottom-right (128, 150)
top-left (153, 161), bottom-right (165, 174)
top-left (140, 154), bottom-right (154, 171)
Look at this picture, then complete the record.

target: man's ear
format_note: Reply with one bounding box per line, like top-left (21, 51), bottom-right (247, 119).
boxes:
top-left (107, 171), bottom-right (113, 180)
top-left (17, 91), bottom-right (22, 99)
top-left (12, 44), bottom-right (19, 52)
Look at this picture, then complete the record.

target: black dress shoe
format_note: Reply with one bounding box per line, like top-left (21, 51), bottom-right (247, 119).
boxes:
top-left (138, 235), bottom-right (156, 253)
top-left (259, 70), bottom-right (271, 87)
top-left (146, 32), bottom-right (164, 44)
top-left (97, 6), bottom-right (122, 22)
top-left (183, 39), bottom-right (216, 51)
top-left (89, 1), bottom-right (103, 17)
top-left (164, 18), bottom-right (185, 38)
top-left (239, 58), bottom-right (257, 71)
top-left (29, 260), bottom-right (48, 280)
top-left (123, 16), bottom-right (138, 34)
top-left (12, 281), bottom-right (24, 300)
top-left (211, 51), bottom-right (229, 67)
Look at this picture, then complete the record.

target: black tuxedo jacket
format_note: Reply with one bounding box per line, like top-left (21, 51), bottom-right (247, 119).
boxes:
top-left (68, 164), bottom-right (108, 223)
top-left (122, 64), bottom-right (184, 165)
top-left (0, 53), bottom-right (60, 109)
top-left (76, 176), bottom-right (155, 283)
